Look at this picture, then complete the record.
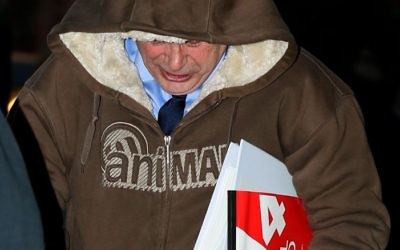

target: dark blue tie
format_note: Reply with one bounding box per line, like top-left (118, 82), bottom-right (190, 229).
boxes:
top-left (158, 95), bottom-right (187, 135)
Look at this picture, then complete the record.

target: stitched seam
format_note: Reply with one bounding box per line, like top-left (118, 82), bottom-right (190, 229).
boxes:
top-left (206, 0), bottom-right (213, 42)
top-left (129, 0), bottom-right (137, 21)
top-left (302, 50), bottom-right (349, 97)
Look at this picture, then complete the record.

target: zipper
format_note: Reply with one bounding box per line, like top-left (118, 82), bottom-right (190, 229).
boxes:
top-left (157, 97), bottom-right (222, 248)
top-left (159, 135), bottom-right (172, 249)
top-left (164, 135), bottom-right (171, 167)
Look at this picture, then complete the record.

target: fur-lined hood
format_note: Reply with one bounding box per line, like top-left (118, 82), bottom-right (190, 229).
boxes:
top-left (48, 0), bottom-right (297, 112)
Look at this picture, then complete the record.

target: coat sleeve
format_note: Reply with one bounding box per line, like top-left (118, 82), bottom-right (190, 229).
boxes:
top-left (284, 96), bottom-right (390, 249)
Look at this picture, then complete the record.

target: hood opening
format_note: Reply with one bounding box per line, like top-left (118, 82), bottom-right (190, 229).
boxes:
top-left (59, 31), bottom-right (288, 114)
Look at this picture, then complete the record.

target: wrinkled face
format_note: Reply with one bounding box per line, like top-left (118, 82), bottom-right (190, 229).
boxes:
top-left (137, 40), bottom-right (227, 95)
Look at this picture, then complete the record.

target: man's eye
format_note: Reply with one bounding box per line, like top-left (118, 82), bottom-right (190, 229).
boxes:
top-left (185, 40), bottom-right (201, 47)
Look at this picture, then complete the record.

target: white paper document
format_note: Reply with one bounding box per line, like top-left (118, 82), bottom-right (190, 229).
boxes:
top-left (194, 139), bottom-right (298, 249)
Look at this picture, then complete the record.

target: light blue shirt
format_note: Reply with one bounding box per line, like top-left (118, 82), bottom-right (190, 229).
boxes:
top-left (124, 38), bottom-right (225, 118)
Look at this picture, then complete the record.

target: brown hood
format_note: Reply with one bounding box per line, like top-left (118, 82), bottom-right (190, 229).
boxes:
top-left (49, 0), bottom-right (294, 45)
top-left (46, 0), bottom-right (298, 116)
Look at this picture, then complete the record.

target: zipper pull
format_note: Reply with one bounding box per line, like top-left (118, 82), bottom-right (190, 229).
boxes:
top-left (164, 135), bottom-right (171, 166)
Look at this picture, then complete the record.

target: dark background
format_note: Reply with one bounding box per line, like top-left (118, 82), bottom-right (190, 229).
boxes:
top-left (1, 0), bottom-right (399, 249)
top-left (275, 1), bottom-right (400, 248)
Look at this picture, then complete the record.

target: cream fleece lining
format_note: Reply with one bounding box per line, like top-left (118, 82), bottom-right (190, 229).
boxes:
top-left (60, 31), bottom-right (288, 112)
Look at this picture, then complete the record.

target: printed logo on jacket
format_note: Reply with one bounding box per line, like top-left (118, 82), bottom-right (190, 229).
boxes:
top-left (101, 122), bottom-right (227, 192)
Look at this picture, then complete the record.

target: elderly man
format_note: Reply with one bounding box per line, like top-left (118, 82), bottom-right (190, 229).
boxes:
top-left (10, 0), bottom-right (390, 249)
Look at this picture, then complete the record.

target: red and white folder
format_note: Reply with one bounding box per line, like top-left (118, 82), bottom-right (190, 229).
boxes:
top-left (195, 140), bottom-right (312, 250)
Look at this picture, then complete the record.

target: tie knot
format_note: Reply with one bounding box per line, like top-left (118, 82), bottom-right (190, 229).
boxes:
top-left (157, 95), bottom-right (187, 135)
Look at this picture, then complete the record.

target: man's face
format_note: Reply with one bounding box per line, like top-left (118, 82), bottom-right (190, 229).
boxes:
top-left (137, 40), bottom-right (227, 95)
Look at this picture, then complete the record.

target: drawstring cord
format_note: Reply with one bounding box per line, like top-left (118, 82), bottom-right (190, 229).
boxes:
top-left (80, 94), bottom-right (101, 172)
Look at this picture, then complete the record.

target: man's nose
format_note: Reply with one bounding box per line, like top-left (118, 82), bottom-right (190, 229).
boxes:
top-left (166, 44), bottom-right (186, 71)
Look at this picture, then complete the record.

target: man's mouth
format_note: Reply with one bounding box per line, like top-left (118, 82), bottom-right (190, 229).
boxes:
top-left (163, 71), bottom-right (191, 82)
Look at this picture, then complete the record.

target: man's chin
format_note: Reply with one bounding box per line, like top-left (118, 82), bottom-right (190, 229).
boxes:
top-left (161, 84), bottom-right (194, 96)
